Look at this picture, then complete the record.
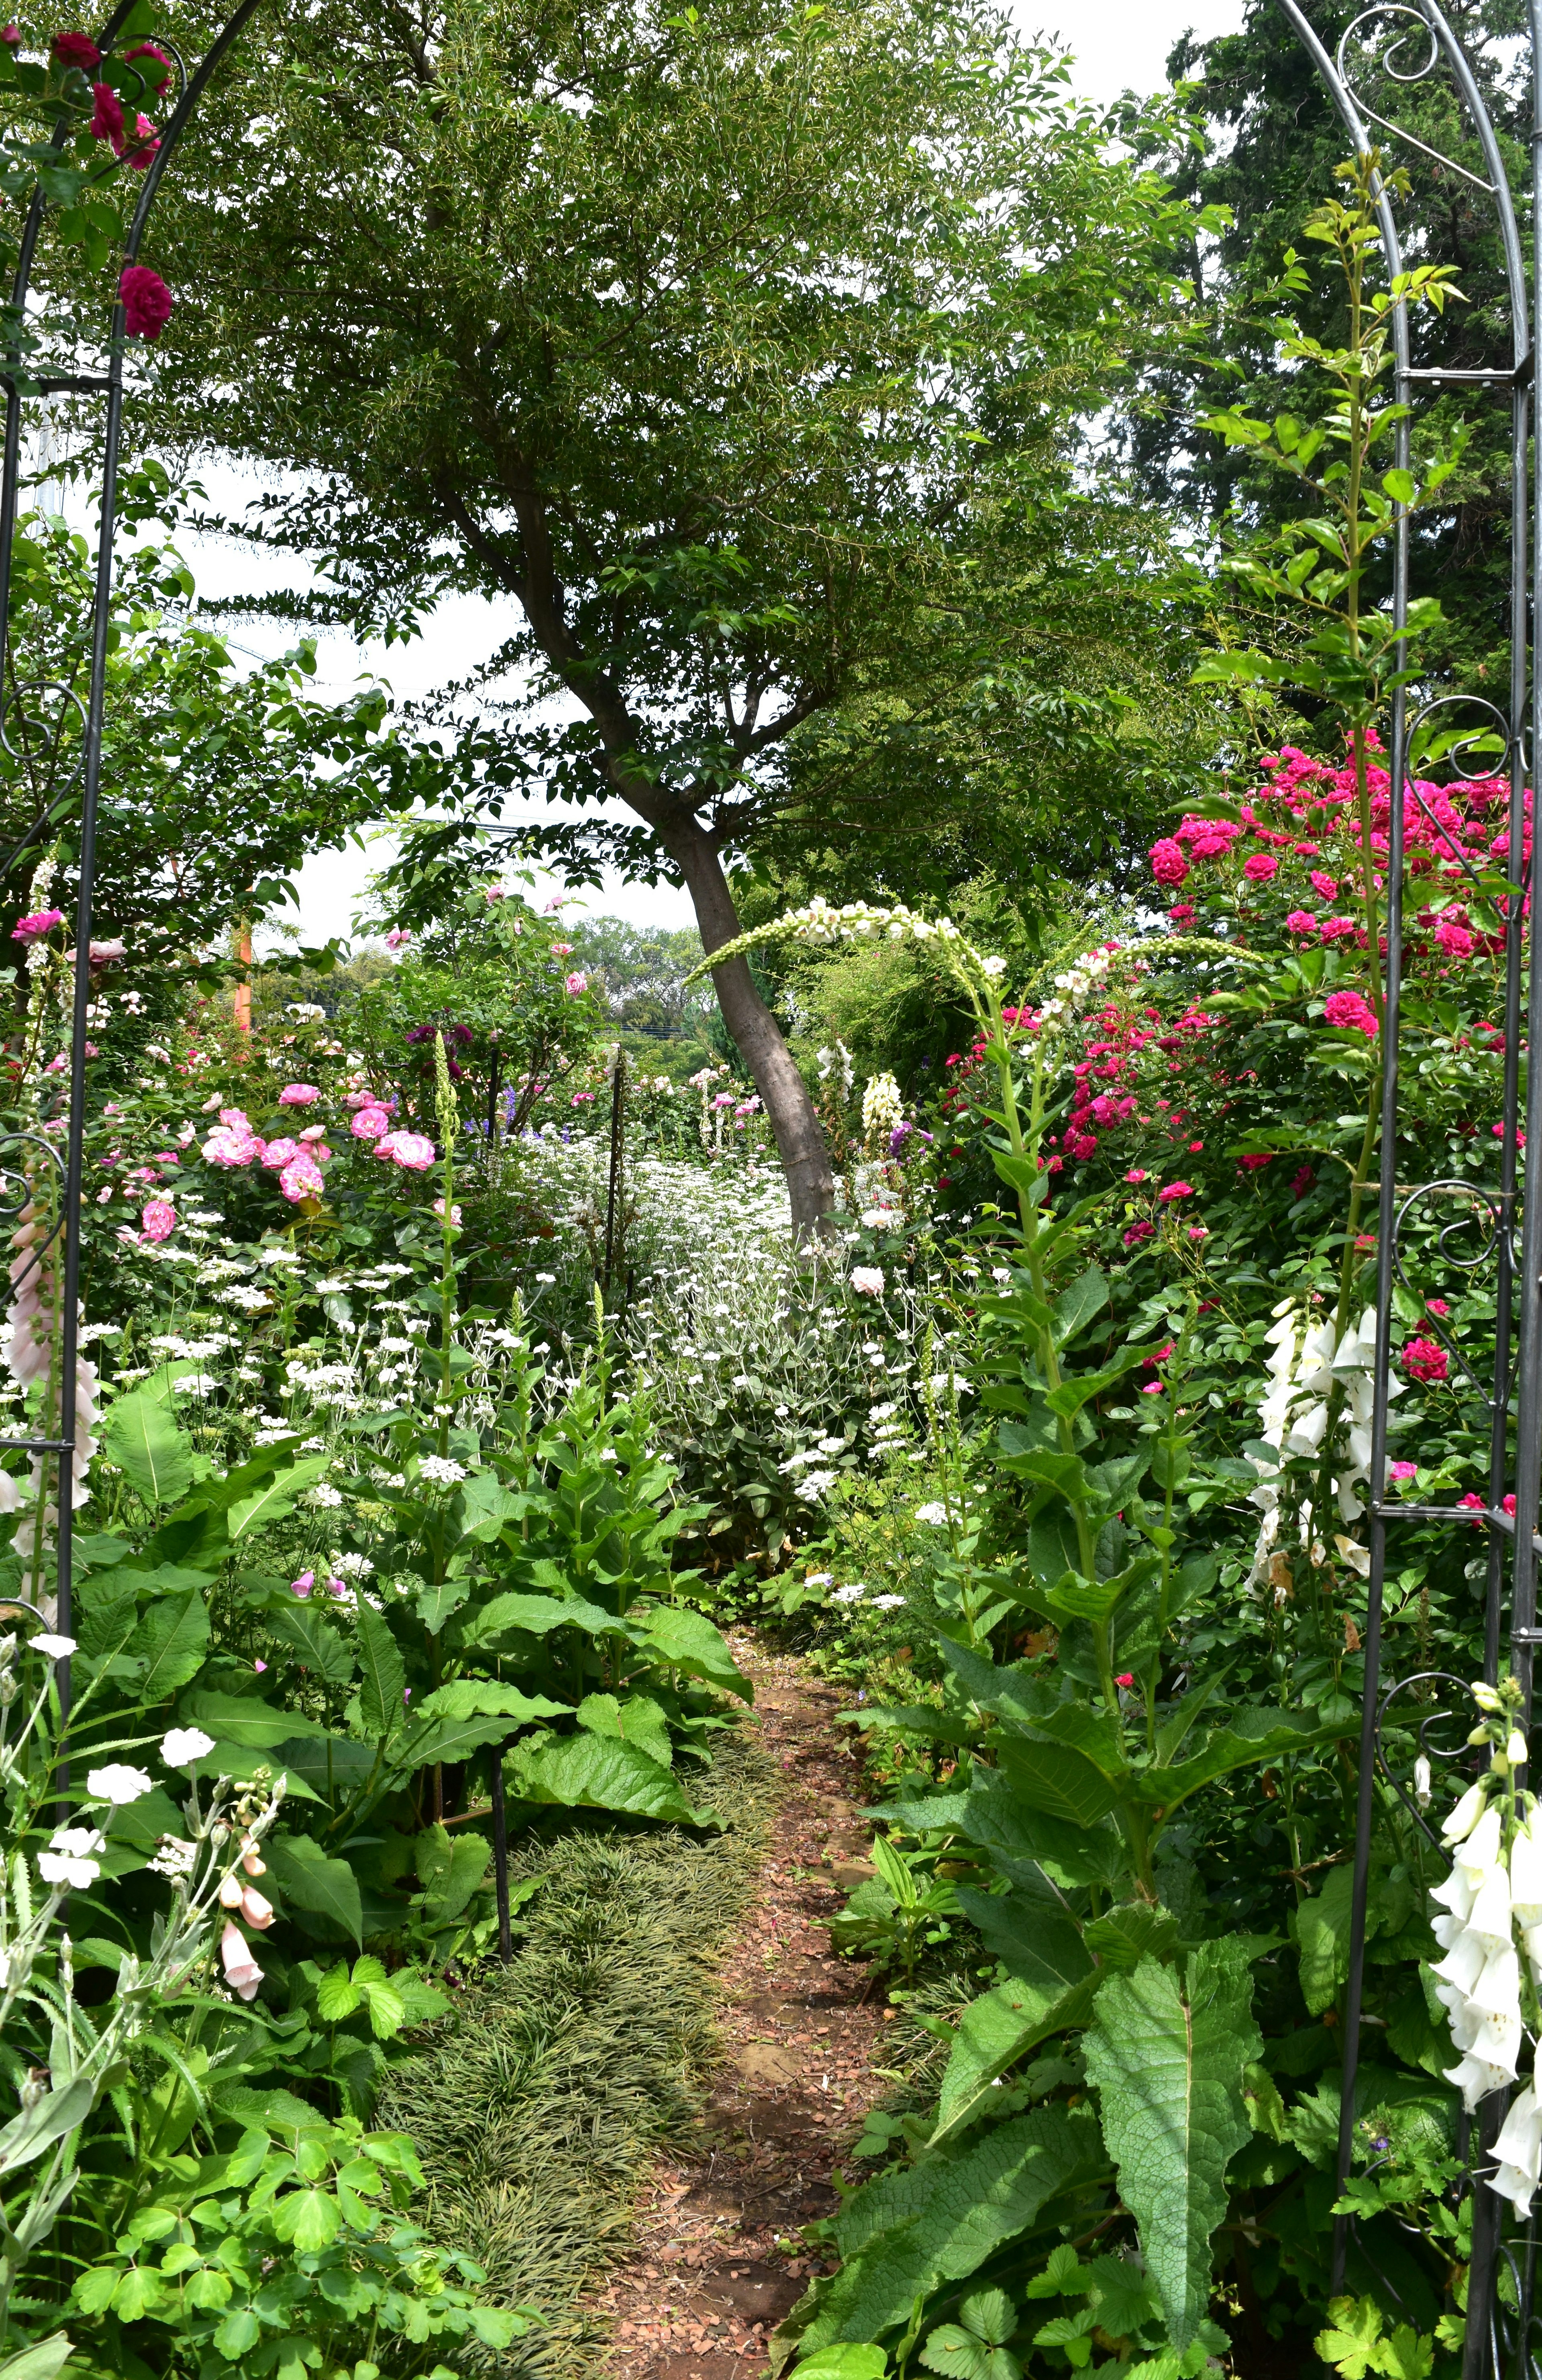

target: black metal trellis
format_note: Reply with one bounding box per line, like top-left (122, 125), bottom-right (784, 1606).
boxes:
top-left (1277, 3), bottom-right (1542, 2369)
top-left (0, 3), bottom-right (259, 1726)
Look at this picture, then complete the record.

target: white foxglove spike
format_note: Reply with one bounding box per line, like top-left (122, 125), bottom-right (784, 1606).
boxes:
top-left (1441, 1781), bottom-right (1489, 1846)
top-left (1489, 2083), bottom-right (1542, 2216)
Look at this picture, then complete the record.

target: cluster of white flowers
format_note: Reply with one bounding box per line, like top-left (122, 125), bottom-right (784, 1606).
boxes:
top-left (818, 1041), bottom-right (855, 1094)
top-left (861, 1072), bottom-right (904, 1143)
top-left (1038, 944), bottom-right (1119, 1028)
top-left (1427, 1691), bottom-right (1542, 2212)
top-left (1246, 1298), bottom-right (1401, 1591)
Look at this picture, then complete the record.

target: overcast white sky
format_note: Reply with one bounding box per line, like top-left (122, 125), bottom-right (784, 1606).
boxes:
top-left (189, 0), bottom-right (1247, 948)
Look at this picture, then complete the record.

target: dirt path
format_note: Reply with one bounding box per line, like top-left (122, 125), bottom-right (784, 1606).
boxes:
top-left (596, 1636), bottom-right (893, 2380)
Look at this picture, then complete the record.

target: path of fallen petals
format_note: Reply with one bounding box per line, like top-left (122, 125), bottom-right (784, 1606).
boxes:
top-left (598, 1637), bottom-right (893, 2380)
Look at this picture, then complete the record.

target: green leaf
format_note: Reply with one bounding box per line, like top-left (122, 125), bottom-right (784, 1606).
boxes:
top-left (795, 2352), bottom-right (890, 2379)
top-left (1297, 1864), bottom-right (1356, 2016)
top-left (388, 1712), bottom-right (513, 1771)
top-left (1083, 1940), bottom-right (1261, 2350)
top-left (960, 2288), bottom-right (1017, 2347)
top-left (227, 1455), bottom-right (334, 1541)
top-left (577, 1690), bottom-right (674, 1769)
top-left (797, 2108), bottom-right (1103, 2352)
top-left (1083, 1904), bottom-right (1180, 1971)
top-left (1381, 467), bottom-right (1417, 505)
top-left (314, 1963), bottom-right (361, 2022)
top-left (414, 1821), bottom-right (492, 1926)
top-left (272, 2187), bottom-right (341, 2249)
top-left (355, 1602), bottom-right (406, 1740)
top-left (953, 1889), bottom-right (1093, 2000)
top-left (127, 1591), bottom-right (210, 1704)
top-left (631, 1602), bottom-right (753, 1700)
top-left (0, 2335), bottom-right (77, 2380)
top-left (1052, 1270), bottom-right (1108, 1347)
top-left (918, 2326), bottom-right (991, 2380)
top-left (264, 1603), bottom-right (358, 1689)
top-left (0, 2077), bottom-right (94, 2178)
top-left (509, 1730), bottom-right (712, 1824)
top-left (214, 2308), bottom-right (261, 2359)
top-left (995, 1736), bottom-right (1119, 1828)
top-left (931, 1973), bottom-right (1100, 2145)
top-left (1132, 1708), bottom-right (1348, 1809)
top-left (415, 1679), bottom-right (568, 1724)
top-left (101, 1386), bottom-right (196, 1506)
top-left (1316, 2297), bottom-right (1387, 2378)
top-left (461, 1589), bottom-right (630, 1645)
top-left (415, 1577), bottom-right (469, 1635)
top-left (263, 1834), bottom-right (363, 1945)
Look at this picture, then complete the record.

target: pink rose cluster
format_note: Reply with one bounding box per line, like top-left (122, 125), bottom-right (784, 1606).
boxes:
top-left (1146, 742), bottom-right (1524, 975)
top-left (200, 1106), bottom-right (329, 1204)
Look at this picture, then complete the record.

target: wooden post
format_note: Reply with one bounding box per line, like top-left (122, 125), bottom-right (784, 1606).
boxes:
top-left (490, 1740), bottom-right (512, 1961)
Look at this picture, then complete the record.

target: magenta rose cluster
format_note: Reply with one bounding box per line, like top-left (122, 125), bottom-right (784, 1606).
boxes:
top-left (1147, 740), bottom-right (1522, 993)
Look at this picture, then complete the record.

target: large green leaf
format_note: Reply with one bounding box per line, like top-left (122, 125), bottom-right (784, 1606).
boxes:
top-left (227, 1455), bottom-right (335, 1542)
top-left (630, 1603), bottom-right (753, 1700)
top-left (1130, 1709), bottom-right (1348, 1810)
top-left (1083, 1939), bottom-right (1261, 2349)
top-left (791, 2108), bottom-right (1103, 2352)
top-left (414, 1679), bottom-right (569, 1724)
top-left (263, 1833), bottom-right (363, 1945)
top-left (388, 1712), bottom-right (513, 1771)
top-left (509, 1731), bottom-right (712, 1825)
top-left (1297, 1863), bottom-right (1356, 2017)
top-left (128, 1591), bottom-right (210, 1704)
top-left (183, 1690), bottom-right (334, 1744)
top-left (931, 1972), bottom-right (1101, 2147)
top-left (994, 1736), bottom-right (1119, 1829)
top-left (355, 1603), bottom-right (406, 1741)
top-left (414, 1822), bottom-right (491, 1926)
top-left (461, 1589), bottom-right (628, 1645)
top-left (953, 1889), bottom-right (1093, 2000)
top-left (265, 1604), bottom-right (358, 1689)
top-left (102, 1387), bottom-right (196, 1507)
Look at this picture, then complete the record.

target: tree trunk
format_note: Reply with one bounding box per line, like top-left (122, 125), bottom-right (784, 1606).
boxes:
top-left (663, 816), bottom-right (834, 1238)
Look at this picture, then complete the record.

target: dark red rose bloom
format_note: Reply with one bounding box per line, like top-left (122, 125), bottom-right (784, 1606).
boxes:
top-left (51, 30), bottom-right (100, 69)
top-left (89, 80), bottom-right (123, 146)
top-left (119, 264), bottom-right (172, 339)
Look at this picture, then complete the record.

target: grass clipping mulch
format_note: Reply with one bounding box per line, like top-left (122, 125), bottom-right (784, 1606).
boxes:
top-left (380, 1731), bottom-right (777, 2377)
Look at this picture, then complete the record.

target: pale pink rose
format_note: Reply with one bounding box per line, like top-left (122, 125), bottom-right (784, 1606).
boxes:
top-left (373, 1130), bottom-right (436, 1172)
top-left (260, 1136), bottom-right (300, 1171)
top-left (351, 1105), bottom-right (390, 1140)
top-left (278, 1083), bottom-right (320, 1106)
top-left (140, 1198), bottom-right (176, 1242)
top-left (564, 972), bottom-right (587, 996)
top-left (278, 1154), bottom-right (326, 1203)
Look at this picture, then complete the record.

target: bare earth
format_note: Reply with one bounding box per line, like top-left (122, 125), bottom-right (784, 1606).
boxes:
top-left (596, 1637), bottom-right (895, 2380)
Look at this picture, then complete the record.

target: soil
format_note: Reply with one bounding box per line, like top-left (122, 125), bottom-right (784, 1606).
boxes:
top-left (596, 1636), bottom-right (895, 2380)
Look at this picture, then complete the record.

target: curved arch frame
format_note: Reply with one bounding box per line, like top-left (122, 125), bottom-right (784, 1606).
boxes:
top-left (0, 5), bottom-right (262, 1732)
top-left (1275, 6), bottom-right (1540, 2369)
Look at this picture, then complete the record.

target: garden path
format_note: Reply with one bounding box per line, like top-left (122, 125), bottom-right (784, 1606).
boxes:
top-left (597, 1635), bottom-right (893, 2380)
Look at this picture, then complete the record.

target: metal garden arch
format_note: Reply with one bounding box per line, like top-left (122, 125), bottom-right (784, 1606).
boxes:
top-left (0, 0), bottom-right (261, 1712)
top-left (1275, 2), bottom-right (1542, 2371)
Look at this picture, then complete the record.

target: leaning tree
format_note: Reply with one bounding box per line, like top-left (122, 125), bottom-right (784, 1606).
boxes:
top-left (135, 0), bottom-right (1208, 1229)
